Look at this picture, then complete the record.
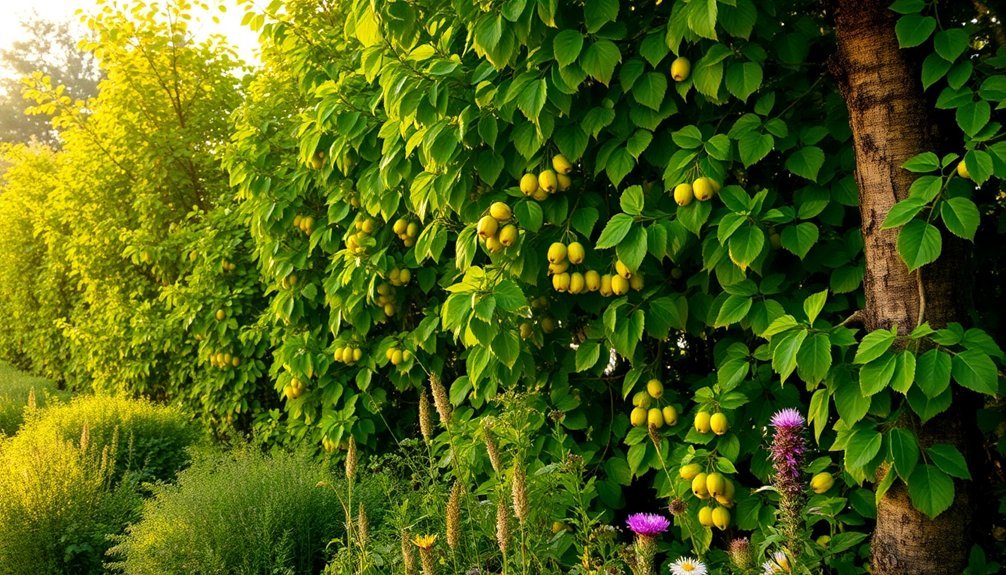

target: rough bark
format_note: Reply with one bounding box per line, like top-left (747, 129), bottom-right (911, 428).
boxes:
top-left (832, 2), bottom-right (973, 574)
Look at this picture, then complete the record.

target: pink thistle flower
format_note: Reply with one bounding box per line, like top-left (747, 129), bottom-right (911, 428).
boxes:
top-left (768, 408), bottom-right (807, 564)
top-left (625, 513), bottom-right (670, 537)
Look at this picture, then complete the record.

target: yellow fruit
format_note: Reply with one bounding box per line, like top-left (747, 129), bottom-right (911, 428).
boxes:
top-left (232, 357), bottom-right (241, 367)
top-left (310, 151), bottom-right (324, 170)
top-left (662, 405), bottom-right (678, 426)
top-left (810, 472), bottom-right (835, 494)
top-left (647, 407), bottom-right (664, 428)
top-left (361, 219), bottom-right (376, 234)
top-left (215, 309), bottom-right (225, 321)
top-left (611, 274), bottom-right (629, 295)
top-left (711, 506), bottom-right (730, 530)
top-left (632, 391), bottom-right (652, 408)
top-left (548, 261), bottom-right (570, 274)
top-left (569, 272), bottom-right (585, 294)
top-left (710, 412), bottom-right (729, 435)
top-left (386, 348), bottom-right (396, 361)
top-left (599, 274), bottom-right (613, 296)
top-left (283, 384), bottom-right (294, 399)
top-left (490, 201), bottom-right (512, 222)
top-left (615, 259), bottom-right (632, 279)
top-left (486, 235), bottom-right (504, 253)
top-left (630, 407), bottom-right (648, 427)
top-left (519, 322), bottom-right (534, 339)
top-left (532, 188), bottom-right (549, 201)
top-left (557, 173), bottom-right (572, 191)
top-left (402, 349), bottom-right (412, 361)
top-left (646, 379), bottom-right (664, 399)
top-left (539, 169), bottom-right (558, 193)
top-left (674, 183), bottom-right (694, 206)
top-left (552, 272), bottom-right (571, 292)
top-left (715, 478), bottom-right (735, 507)
top-left (551, 521), bottom-right (569, 534)
top-left (353, 348), bottom-right (363, 362)
top-left (302, 216), bottom-right (314, 232)
top-left (694, 411), bottom-right (712, 434)
top-left (957, 159), bottom-right (971, 180)
top-left (293, 214), bottom-right (303, 228)
top-left (499, 224), bottom-right (519, 247)
top-left (679, 463), bottom-right (701, 480)
top-left (520, 173), bottom-right (539, 195)
top-left (393, 218), bottom-right (408, 235)
top-left (671, 56), bottom-right (691, 82)
top-left (552, 154), bottom-right (574, 174)
top-left (406, 222), bottom-right (420, 238)
top-left (542, 317), bottom-right (556, 333)
top-left (693, 177), bottom-right (717, 201)
top-left (403, 237), bottom-right (415, 247)
top-left (384, 302), bottom-right (396, 316)
top-left (399, 269), bottom-right (412, 284)
top-left (377, 283), bottom-right (392, 296)
top-left (630, 274), bottom-right (644, 291)
top-left (566, 242), bottom-right (585, 264)
top-left (391, 349), bottom-right (403, 365)
top-left (585, 270), bottom-right (601, 292)
top-left (548, 242), bottom-right (568, 264)
top-left (477, 215), bottom-right (499, 239)
top-left (698, 506), bottom-right (714, 527)
top-left (706, 472), bottom-right (726, 497)
top-left (692, 473), bottom-right (710, 499)
top-left (817, 535), bottom-right (831, 547)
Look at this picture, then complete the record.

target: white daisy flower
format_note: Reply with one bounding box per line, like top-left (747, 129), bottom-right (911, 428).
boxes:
top-left (670, 556), bottom-right (707, 575)
top-left (762, 551), bottom-right (792, 574)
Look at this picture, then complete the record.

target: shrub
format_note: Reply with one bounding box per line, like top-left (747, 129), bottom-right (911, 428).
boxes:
top-left (13, 394), bottom-right (199, 483)
top-left (0, 430), bottom-right (142, 575)
top-left (0, 362), bottom-right (69, 436)
top-left (107, 447), bottom-right (350, 575)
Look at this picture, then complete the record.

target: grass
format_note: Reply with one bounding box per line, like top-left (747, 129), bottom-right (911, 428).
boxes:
top-left (0, 362), bottom-right (70, 436)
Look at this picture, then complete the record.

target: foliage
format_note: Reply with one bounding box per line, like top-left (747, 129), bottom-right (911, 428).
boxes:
top-left (0, 362), bottom-right (69, 436)
top-left (0, 424), bottom-right (142, 575)
top-left (12, 394), bottom-right (199, 483)
top-left (107, 447), bottom-right (352, 575)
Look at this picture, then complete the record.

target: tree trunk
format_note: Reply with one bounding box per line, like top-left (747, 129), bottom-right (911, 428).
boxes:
top-left (832, 1), bottom-right (973, 573)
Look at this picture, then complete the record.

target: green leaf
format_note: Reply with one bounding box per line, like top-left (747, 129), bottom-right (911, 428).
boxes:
top-left (860, 353), bottom-right (896, 396)
top-left (704, 134), bottom-right (732, 161)
top-left (581, 40), bottom-right (621, 86)
top-left (934, 28), bottom-right (970, 62)
top-left (516, 78), bottom-right (548, 120)
top-left (605, 147), bottom-right (635, 187)
top-left (922, 53), bottom-right (952, 90)
top-left (725, 61), bottom-right (763, 102)
top-left (596, 213), bottom-right (635, 249)
top-left (891, 351), bottom-right (917, 394)
top-left (575, 340), bottom-right (601, 372)
top-left (493, 280), bottom-right (526, 311)
top-left (803, 290), bottom-right (828, 324)
top-left (552, 30), bottom-right (584, 67)
top-left (633, 72), bottom-right (667, 111)
top-left (646, 295), bottom-right (688, 336)
top-left (963, 149), bottom-right (993, 185)
top-left (895, 14), bottom-right (937, 48)
top-left (957, 100), bottom-right (991, 137)
top-left (584, 0), bottom-right (618, 33)
top-left (514, 199), bottom-right (543, 232)
top-left (940, 197), bottom-right (980, 240)
top-left (916, 349), bottom-right (952, 397)
top-left (687, 0), bottom-right (718, 40)
top-left (727, 225), bottom-right (765, 271)
top-left (888, 428), bottom-right (919, 481)
top-left (785, 146), bottom-right (825, 181)
top-left (833, 368), bottom-right (871, 424)
top-left (907, 385), bottom-right (953, 422)
top-left (882, 197), bottom-right (927, 229)
top-left (693, 44), bottom-right (732, 98)
top-left (616, 226), bottom-right (648, 272)
top-left (927, 444), bottom-right (971, 479)
top-left (773, 328), bottom-right (808, 384)
top-left (909, 175), bottom-right (944, 202)
top-left (738, 132), bottom-right (774, 167)
top-left (677, 200), bottom-right (712, 236)
top-left (897, 219), bottom-right (942, 271)
top-left (908, 464), bottom-right (955, 519)
top-left (889, 0), bottom-right (925, 14)
top-left (672, 125), bottom-right (704, 149)
top-left (620, 185), bottom-right (645, 216)
top-left (846, 427), bottom-right (883, 470)
top-left (796, 333), bottom-right (832, 386)
top-left (903, 152), bottom-right (941, 173)
top-left (951, 349), bottom-right (998, 395)
top-left (854, 328), bottom-right (896, 364)
top-left (715, 294), bottom-right (753, 327)
top-left (780, 222), bottom-right (819, 259)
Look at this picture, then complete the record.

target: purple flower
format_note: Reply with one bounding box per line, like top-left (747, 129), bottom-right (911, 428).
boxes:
top-left (770, 408), bottom-right (805, 430)
top-left (625, 513), bottom-right (670, 536)
top-left (768, 409), bottom-right (807, 562)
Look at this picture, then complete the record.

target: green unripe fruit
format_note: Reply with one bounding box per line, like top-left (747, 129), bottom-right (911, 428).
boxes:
top-left (632, 391), bottom-right (652, 408)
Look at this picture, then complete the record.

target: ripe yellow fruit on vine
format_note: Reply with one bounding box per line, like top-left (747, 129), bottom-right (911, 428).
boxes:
top-left (711, 506), bottom-right (730, 530)
top-left (671, 56), bottom-right (691, 81)
top-left (489, 201), bottom-right (512, 222)
top-left (630, 406), bottom-right (648, 427)
top-left (599, 274), bottom-right (613, 296)
top-left (302, 216), bottom-right (314, 232)
top-left (386, 348), bottom-right (395, 361)
top-left (557, 172), bottom-right (572, 191)
top-left (611, 274), bottom-right (629, 295)
top-left (632, 391), bottom-right (652, 408)
top-left (957, 159), bottom-right (971, 180)
top-left (674, 183), bottom-right (694, 206)
top-left (662, 405), bottom-right (678, 426)
top-left (406, 222), bottom-right (419, 238)
top-left (539, 169), bottom-right (558, 193)
top-left (384, 302), bottom-right (396, 316)
top-left (646, 378), bottom-right (664, 399)
top-left (477, 215), bottom-right (499, 239)
top-left (698, 506), bottom-right (714, 527)
top-left (548, 260), bottom-right (570, 274)
top-left (393, 218), bottom-right (408, 235)
top-left (693, 177), bottom-right (717, 201)
top-left (706, 472), bottom-right (726, 497)
top-left (391, 349), bottom-right (403, 365)
top-left (361, 219), bottom-right (376, 234)
top-left (520, 173), bottom-right (539, 195)
top-left (499, 224), bottom-right (519, 247)
top-left (810, 472), bottom-right (835, 494)
top-left (353, 348), bottom-right (363, 362)
top-left (615, 259), bottom-right (632, 279)
top-left (547, 242), bottom-right (568, 263)
top-left (679, 463), bottom-right (701, 480)
top-left (399, 269), bottom-right (411, 284)
top-left (552, 272), bottom-right (571, 292)
top-left (630, 274), bottom-right (644, 291)
top-left (402, 349), bottom-right (412, 361)
top-left (710, 412), bottom-right (729, 435)
top-left (532, 188), bottom-right (549, 201)
top-left (566, 241), bottom-right (585, 264)
top-left (486, 235), bottom-right (503, 253)
top-left (715, 478), bottom-right (735, 507)
top-left (519, 322), bottom-right (533, 339)
top-left (692, 473), bottom-right (710, 499)
top-left (552, 154), bottom-right (574, 174)
top-left (215, 309), bottom-right (225, 321)
top-left (569, 272), bottom-right (585, 294)
top-left (293, 214), bottom-right (303, 228)
top-left (647, 407), bottom-right (664, 428)
top-left (232, 357), bottom-right (241, 367)
top-left (585, 270), bottom-right (601, 291)
top-left (694, 410), bottom-right (712, 434)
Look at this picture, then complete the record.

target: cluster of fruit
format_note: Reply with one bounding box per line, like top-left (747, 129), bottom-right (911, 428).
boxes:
top-left (208, 351), bottom-right (240, 368)
top-left (346, 214), bottom-right (380, 255)
top-left (681, 464), bottom-right (735, 530)
top-left (673, 176), bottom-right (721, 206)
top-left (519, 154), bottom-right (574, 201)
top-left (293, 214), bottom-right (315, 235)
top-left (629, 379), bottom-right (678, 428)
top-left (388, 266), bottom-right (412, 287)
top-left (547, 242), bottom-right (643, 296)
top-left (693, 409), bottom-right (730, 435)
top-left (334, 344), bottom-right (363, 365)
top-left (476, 202), bottom-right (520, 253)
top-left (283, 377), bottom-right (306, 400)
top-left (376, 282), bottom-right (400, 317)
top-left (519, 297), bottom-right (556, 338)
top-left (385, 343), bottom-right (412, 366)
top-left (221, 259), bottom-right (237, 272)
top-left (392, 216), bottom-right (420, 247)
